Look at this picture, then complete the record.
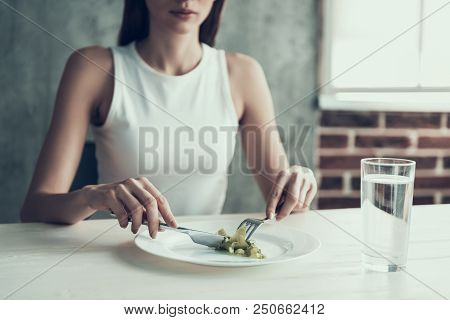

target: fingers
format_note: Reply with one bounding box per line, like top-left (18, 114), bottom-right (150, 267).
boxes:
top-left (107, 191), bottom-right (128, 228)
top-left (277, 172), bottom-right (303, 220)
top-left (116, 177), bottom-right (176, 238)
top-left (125, 178), bottom-right (160, 238)
top-left (303, 182), bottom-right (318, 209)
top-left (266, 170), bottom-right (291, 219)
top-left (89, 177), bottom-right (174, 237)
top-left (144, 199), bottom-right (159, 239)
top-left (116, 183), bottom-right (144, 234)
top-left (275, 193), bottom-right (286, 212)
top-left (292, 184), bottom-right (312, 213)
top-left (298, 178), bottom-right (309, 208)
top-left (137, 177), bottom-right (177, 228)
top-left (295, 171), bottom-right (318, 212)
top-left (268, 166), bottom-right (318, 219)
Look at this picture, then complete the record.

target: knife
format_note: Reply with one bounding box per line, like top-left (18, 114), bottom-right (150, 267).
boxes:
top-left (111, 212), bottom-right (226, 248)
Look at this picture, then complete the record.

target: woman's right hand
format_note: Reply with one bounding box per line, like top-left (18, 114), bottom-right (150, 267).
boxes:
top-left (82, 177), bottom-right (177, 238)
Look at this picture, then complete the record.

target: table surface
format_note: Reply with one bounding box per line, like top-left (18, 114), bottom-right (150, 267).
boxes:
top-left (1, 205), bottom-right (449, 300)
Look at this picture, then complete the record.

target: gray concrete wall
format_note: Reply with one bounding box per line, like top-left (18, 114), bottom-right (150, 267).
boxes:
top-left (218, 0), bottom-right (319, 213)
top-left (0, 0), bottom-right (318, 223)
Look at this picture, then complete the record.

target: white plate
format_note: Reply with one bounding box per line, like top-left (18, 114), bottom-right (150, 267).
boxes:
top-left (134, 219), bottom-right (320, 267)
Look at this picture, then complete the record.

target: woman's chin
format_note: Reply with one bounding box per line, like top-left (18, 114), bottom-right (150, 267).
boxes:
top-left (168, 24), bottom-right (200, 37)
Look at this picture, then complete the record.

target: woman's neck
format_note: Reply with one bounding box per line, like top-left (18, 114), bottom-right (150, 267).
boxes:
top-left (137, 25), bottom-right (203, 76)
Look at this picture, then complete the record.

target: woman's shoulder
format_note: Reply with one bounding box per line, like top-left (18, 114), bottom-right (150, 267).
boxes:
top-left (68, 45), bottom-right (113, 69)
top-left (224, 51), bottom-right (267, 98)
top-left (64, 45), bottom-right (114, 94)
top-left (225, 51), bottom-right (264, 78)
top-left (61, 46), bottom-right (114, 118)
top-left (66, 45), bottom-right (113, 76)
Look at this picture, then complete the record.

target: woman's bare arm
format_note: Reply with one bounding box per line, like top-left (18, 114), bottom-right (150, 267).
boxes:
top-left (21, 47), bottom-right (113, 224)
top-left (21, 47), bottom-right (178, 237)
top-left (226, 53), bottom-right (317, 219)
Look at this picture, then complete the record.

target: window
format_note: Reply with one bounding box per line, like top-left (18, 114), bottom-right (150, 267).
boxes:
top-left (319, 0), bottom-right (450, 111)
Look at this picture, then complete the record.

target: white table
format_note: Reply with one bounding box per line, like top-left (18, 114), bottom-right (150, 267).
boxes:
top-left (1, 205), bottom-right (449, 299)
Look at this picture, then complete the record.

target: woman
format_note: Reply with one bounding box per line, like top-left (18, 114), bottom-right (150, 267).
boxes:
top-left (21, 0), bottom-right (317, 239)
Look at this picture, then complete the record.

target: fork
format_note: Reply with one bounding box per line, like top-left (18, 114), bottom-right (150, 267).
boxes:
top-left (237, 199), bottom-right (285, 241)
top-left (237, 216), bottom-right (272, 241)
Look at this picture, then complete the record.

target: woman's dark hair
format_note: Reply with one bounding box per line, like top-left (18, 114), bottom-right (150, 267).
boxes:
top-left (118, 0), bottom-right (225, 47)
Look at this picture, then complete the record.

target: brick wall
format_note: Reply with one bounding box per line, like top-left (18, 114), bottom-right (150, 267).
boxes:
top-left (315, 111), bottom-right (450, 209)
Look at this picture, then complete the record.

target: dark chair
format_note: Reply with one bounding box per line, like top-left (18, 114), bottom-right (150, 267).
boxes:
top-left (69, 142), bottom-right (110, 220)
top-left (69, 142), bottom-right (98, 191)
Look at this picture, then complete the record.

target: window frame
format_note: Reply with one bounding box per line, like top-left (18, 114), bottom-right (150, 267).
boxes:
top-left (319, 0), bottom-right (450, 112)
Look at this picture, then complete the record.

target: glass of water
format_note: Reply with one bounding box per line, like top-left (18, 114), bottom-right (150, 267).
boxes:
top-left (361, 158), bottom-right (416, 272)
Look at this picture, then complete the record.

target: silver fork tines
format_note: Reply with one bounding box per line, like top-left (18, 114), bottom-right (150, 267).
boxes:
top-left (238, 217), bottom-right (271, 241)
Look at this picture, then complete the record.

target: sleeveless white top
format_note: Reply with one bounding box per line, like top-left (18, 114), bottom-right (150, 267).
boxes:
top-left (91, 42), bottom-right (239, 216)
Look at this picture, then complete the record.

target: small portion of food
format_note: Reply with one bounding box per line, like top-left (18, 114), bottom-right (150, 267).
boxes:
top-left (216, 226), bottom-right (265, 259)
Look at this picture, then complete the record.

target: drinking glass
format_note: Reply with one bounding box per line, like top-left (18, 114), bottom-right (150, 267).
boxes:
top-left (361, 158), bottom-right (416, 272)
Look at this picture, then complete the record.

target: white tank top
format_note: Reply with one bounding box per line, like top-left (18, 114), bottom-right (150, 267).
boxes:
top-left (91, 42), bottom-right (239, 216)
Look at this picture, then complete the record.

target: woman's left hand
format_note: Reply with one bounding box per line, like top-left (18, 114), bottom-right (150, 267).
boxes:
top-left (266, 165), bottom-right (318, 220)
